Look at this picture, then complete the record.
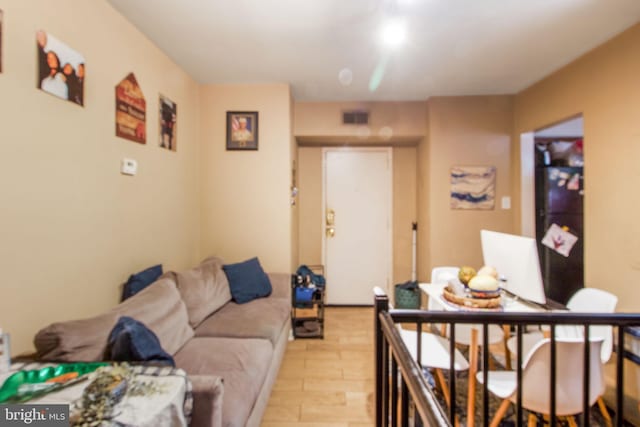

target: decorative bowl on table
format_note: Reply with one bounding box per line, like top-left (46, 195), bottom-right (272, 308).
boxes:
top-left (442, 284), bottom-right (502, 309)
top-left (468, 288), bottom-right (501, 299)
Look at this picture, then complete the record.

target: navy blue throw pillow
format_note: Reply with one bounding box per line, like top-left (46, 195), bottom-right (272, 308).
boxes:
top-left (223, 257), bottom-right (272, 304)
top-left (107, 316), bottom-right (175, 367)
top-left (121, 264), bottom-right (163, 301)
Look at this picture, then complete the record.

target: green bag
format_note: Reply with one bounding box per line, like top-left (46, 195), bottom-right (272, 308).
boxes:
top-left (394, 282), bottom-right (420, 309)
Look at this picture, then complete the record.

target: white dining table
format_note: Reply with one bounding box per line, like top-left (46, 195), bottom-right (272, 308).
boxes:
top-left (419, 282), bottom-right (544, 314)
top-left (419, 282), bottom-right (547, 427)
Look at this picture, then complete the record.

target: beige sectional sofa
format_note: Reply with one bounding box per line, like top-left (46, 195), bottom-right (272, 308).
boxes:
top-left (33, 257), bottom-right (292, 427)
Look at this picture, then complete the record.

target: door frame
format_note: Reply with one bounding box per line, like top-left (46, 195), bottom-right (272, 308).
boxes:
top-left (321, 147), bottom-right (394, 300)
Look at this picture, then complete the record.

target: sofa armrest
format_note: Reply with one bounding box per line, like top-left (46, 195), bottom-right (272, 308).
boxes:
top-left (189, 375), bottom-right (224, 427)
top-left (269, 273), bottom-right (292, 300)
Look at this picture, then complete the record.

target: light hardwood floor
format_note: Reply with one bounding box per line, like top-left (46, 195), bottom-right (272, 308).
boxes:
top-left (262, 307), bottom-right (375, 427)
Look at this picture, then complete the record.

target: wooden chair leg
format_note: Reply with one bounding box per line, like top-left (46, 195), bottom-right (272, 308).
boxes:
top-left (527, 413), bottom-right (537, 427)
top-left (489, 399), bottom-right (511, 427)
top-left (597, 397), bottom-right (613, 427)
top-left (467, 328), bottom-right (478, 427)
top-left (503, 324), bottom-right (512, 371)
top-left (435, 369), bottom-right (464, 427)
top-left (566, 416), bottom-right (578, 427)
top-left (435, 369), bottom-right (451, 408)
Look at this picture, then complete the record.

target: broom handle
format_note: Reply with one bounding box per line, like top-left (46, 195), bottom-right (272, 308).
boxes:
top-left (411, 222), bottom-right (417, 282)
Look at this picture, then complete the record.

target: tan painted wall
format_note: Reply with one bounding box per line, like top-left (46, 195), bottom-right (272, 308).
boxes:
top-left (513, 23), bottom-right (640, 312)
top-left (297, 147), bottom-right (323, 266)
top-left (199, 84), bottom-right (293, 273)
top-left (416, 132), bottom-right (431, 282)
top-left (296, 145), bottom-right (417, 285)
top-left (290, 94), bottom-right (299, 270)
top-left (423, 96), bottom-right (514, 272)
top-left (392, 147), bottom-right (418, 284)
top-left (0, 0), bottom-right (201, 354)
top-left (295, 101), bottom-right (427, 141)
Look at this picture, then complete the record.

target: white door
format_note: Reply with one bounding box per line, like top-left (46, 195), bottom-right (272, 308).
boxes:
top-left (323, 148), bottom-right (392, 305)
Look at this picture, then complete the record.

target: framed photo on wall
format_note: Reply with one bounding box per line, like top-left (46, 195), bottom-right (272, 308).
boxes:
top-left (115, 72), bottom-right (146, 144)
top-left (226, 111), bottom-right (258, 150)
top-left (159, 94), bottom-right (177, 151)
top-left (36, 30), bottom-right (86, 106)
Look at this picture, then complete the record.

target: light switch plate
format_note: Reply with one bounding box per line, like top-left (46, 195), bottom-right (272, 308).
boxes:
top-left (121, 158), bottom-right (137, 176)
top-left (501, 196), bottom-right (511, 210)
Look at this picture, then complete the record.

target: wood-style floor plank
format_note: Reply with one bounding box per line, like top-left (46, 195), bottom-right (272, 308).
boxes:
top-left (261, 307), bottom-right (374, 426)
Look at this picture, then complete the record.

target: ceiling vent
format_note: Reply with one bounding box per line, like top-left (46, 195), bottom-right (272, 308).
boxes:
top-left (342, 110), bottom-right (369, 125)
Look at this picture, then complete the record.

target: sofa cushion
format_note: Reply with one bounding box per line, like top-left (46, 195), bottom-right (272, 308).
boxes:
top-left (107, 316), bottom-right (175, 366)
top-left (174, 257), bottom-right (232, 328)
top-left (174, 337), bottom-right (273, 427)
top-left (35, 311), bottom-right (120, 361)
top-left (222, 257), bottom-right (272, 304)
top-left (35, 276), bottom-right (193, 361)
top-left (121, 264), bottom-right (163, 301)
top-left (113, 277), bottom-right (194, 355)
top-left (194, 297), bottom-right (290, 345)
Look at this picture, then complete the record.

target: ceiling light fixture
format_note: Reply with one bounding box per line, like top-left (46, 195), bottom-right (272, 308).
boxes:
top-left (381, 19), bottom-right (407, 47)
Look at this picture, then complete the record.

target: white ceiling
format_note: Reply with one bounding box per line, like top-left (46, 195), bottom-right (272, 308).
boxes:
top-left (107, 0), bottom-right (640, 102)
top-left (535, 116), bottom-right (583, 137)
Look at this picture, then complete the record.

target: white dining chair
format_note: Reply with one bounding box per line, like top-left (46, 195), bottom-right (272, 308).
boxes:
top-left (478, 337), bottom-right (606, 427)
top-left (379, 286), bottom-right (469, 420)
top-left (430, 266), bottom-right (506, 347)
top-left (508, 288), bottom-right (618, 363)
top-left (506, 287), bottom-right (617, 425)
top-left (430, 266), bottom-right (508, 427)
top-left (398, 327), bottom-right (469, 412)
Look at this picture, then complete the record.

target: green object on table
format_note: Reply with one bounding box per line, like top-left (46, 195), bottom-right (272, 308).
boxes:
top-left (395, 282), bottom-right (421, 309)
top-left (0, 362), bottom-right (108, 403)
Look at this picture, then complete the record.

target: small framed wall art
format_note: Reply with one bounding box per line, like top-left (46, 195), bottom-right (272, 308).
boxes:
top-left (226, 111), bottom-right (258, 151)
top-left (450, 165), bottom-right (496, 210)
top-left (159, 95), bottom-right (177, 151)
top-left (36, 30), bottom-right (85, 105)
top-left (115, 72), bottom-right (146, 144)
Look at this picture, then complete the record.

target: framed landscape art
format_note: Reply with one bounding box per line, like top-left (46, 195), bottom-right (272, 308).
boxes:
top-left (450, 166), bottom-right (496, 210)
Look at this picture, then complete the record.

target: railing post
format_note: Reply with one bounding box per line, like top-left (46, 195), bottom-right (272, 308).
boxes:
top-left (582, 324), bottom-right (591, 426)
top-left (617, 326), bottom-right (625, 427)
top-left (375, 289), bottom-right (390, 427)
top-left (550, 324), bottom-right (557, 427)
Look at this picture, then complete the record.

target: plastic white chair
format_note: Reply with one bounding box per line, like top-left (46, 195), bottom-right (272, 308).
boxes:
top-left (398, 327), bottom-right (469, 411)
top-left (430, 267), bottom-right (506, 356)
top-left (430, 266), bottom-right (507, 427)
top-left (478, 337), bottom-right (606, 427)
top-left (507, 288), bottom-right (618, 363)
top-left (506, 287), bottom-right (617, 425)
top-left (380, 286), bottom-right (470, 415)
top-left (430, 266), bottom-right (460, 286)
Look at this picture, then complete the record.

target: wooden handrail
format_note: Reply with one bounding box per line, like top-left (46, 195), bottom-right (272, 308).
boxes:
top-left (378, 310), bottom-right (452, 426)
top-left (375, 293), bottom-right (640, 427)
